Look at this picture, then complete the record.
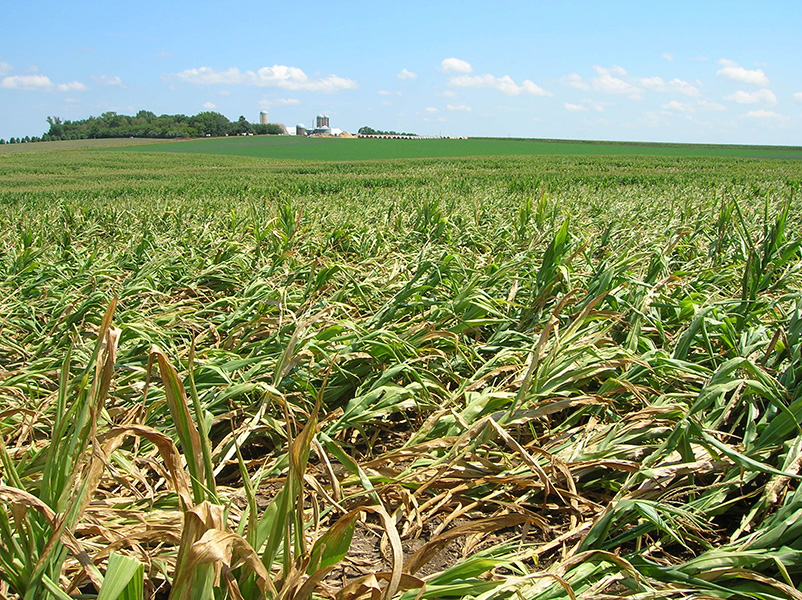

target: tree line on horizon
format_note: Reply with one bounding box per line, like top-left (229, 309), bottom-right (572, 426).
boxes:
top-left (0, 111), bottom-right (284, 144)
top-left (357, 125), bottom-right (417, 136)
top-left (0, 113), bottom-right (421, 145)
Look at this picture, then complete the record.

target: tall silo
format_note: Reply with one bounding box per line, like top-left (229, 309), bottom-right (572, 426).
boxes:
top-left (259, 110), bottom-right (269, 125)
top-left (316, 114), bottom-right (329, 128)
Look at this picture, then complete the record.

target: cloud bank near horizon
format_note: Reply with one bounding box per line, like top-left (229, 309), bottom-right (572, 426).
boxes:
top-left (170, 65), bottom-right (358, 93)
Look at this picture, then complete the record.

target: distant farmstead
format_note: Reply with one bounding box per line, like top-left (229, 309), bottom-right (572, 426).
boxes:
top-left (259, 109), bottom-right (445, 139)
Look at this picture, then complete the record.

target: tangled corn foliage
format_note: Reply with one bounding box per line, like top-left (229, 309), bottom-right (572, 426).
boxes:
top-left (0, 148), bottom-right (801, 599)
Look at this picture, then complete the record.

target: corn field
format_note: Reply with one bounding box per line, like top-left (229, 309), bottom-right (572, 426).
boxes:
top-left (0, 149), bottom-right (801, 599)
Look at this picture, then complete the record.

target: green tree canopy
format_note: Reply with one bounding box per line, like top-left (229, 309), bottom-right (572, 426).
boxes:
top-left (42, 111), bottom-right (285, 140)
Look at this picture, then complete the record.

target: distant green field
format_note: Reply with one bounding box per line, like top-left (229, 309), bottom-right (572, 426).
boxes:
top-left (7, 135), bottom-right (802, 161)
top-left (118, 134), bottom-right (802, 161)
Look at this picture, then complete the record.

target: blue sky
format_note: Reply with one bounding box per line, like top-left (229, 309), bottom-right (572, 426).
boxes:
top-left (1, 0), bottom-right (800, 144)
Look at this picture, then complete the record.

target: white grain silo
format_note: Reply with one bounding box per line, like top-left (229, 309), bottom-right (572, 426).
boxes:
top-left (316, 114), bottom-right (329, 128)
top-left (259, 110), bottom-right (269, 125)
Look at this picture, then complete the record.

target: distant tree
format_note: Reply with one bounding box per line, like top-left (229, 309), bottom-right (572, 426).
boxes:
top-left (99, 111), bottom-right (122, 129)
top-left (190, 111), bottom-right (231, 137)
top-left (135, 110), bottom-right (156, 123)
top-left (46, 116), bottom-right (65, 139)
top-left (253, 123), bottom-right (284, 135)
top-left (231, 115), bottom-right (253, 135)
top-left (358, 125), bottom-right (417, 136)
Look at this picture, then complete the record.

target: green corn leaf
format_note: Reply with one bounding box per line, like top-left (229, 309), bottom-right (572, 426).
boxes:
top-left (97, 552), bottom-right (144, 600)
top-left (306, 507), bottom-right (359, 574)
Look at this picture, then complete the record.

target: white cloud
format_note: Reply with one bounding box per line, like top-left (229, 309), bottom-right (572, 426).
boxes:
top-left (56, 81), bottom-right (87, 92)
top-left (271, 98), bottom-right (301, 105)
top-left (378, 90), bottom-right (392, 95)
top-left (0, 61), bottom-right (12, 75)
top-left (566, 99), bottom-right (605, 112)
top-left (638, 76), bottom-right (667, 91)
top-left (448, 73), bottom-right (551, 96)
top-left (638, 76), bottom-right (700, 96)
top-left (256, 66), bottom-right (357, 92)
top-left (1, 74), bottom-right (54, 90)
top-left (0, 74), bottom-right (86, 92)
top-left (662, 99), bottom-right (727, 113)
top-left (742, 109), bottom-right (787, 120)
top-left (398, 68), bottom-right (417, 80)
top-left (663, 100), bottom-right (694, 112)
top-left (95, 74), bottom-right (124, 86)
top-left (441, 58), bottom-right (473, 74)
top-left (794, 92), bottom-right (802, 103)
top-left (172, 65), bottom-right (357, 92)
top-left (662, 53), bottom-right (674, 62)
top-left (424, 106), bottom-right (438, 113)
top-left (698, 99), bottom-right (726, 111)
top-left (441, 90), bottom-right (458, 98)
top-left (725, 89), bottom-right (777, 105)
top-left (518, 80), bottom-right (551, 96)
top-left (202, 101), bottom-right (217, 109)
top-left (561, 73), bottom-right (589, 89)
top-left (606, 65), bottom-right (628, 76)
top-left (446, 104), bottom-right (471, 111)
top-left (156, 51), bottom-right (174, 58)
top-left (592, 66), bottom-right (640, 96)
top-left (174, 67), bottom-right (246, 85)
top-left (670, 78), bottom-right (700, 96)
top-left (717, 59), bottom-right (769, 86)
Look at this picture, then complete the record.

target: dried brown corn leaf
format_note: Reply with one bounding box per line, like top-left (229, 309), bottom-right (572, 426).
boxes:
top-left (404, 513), bottom-right (529, 575)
